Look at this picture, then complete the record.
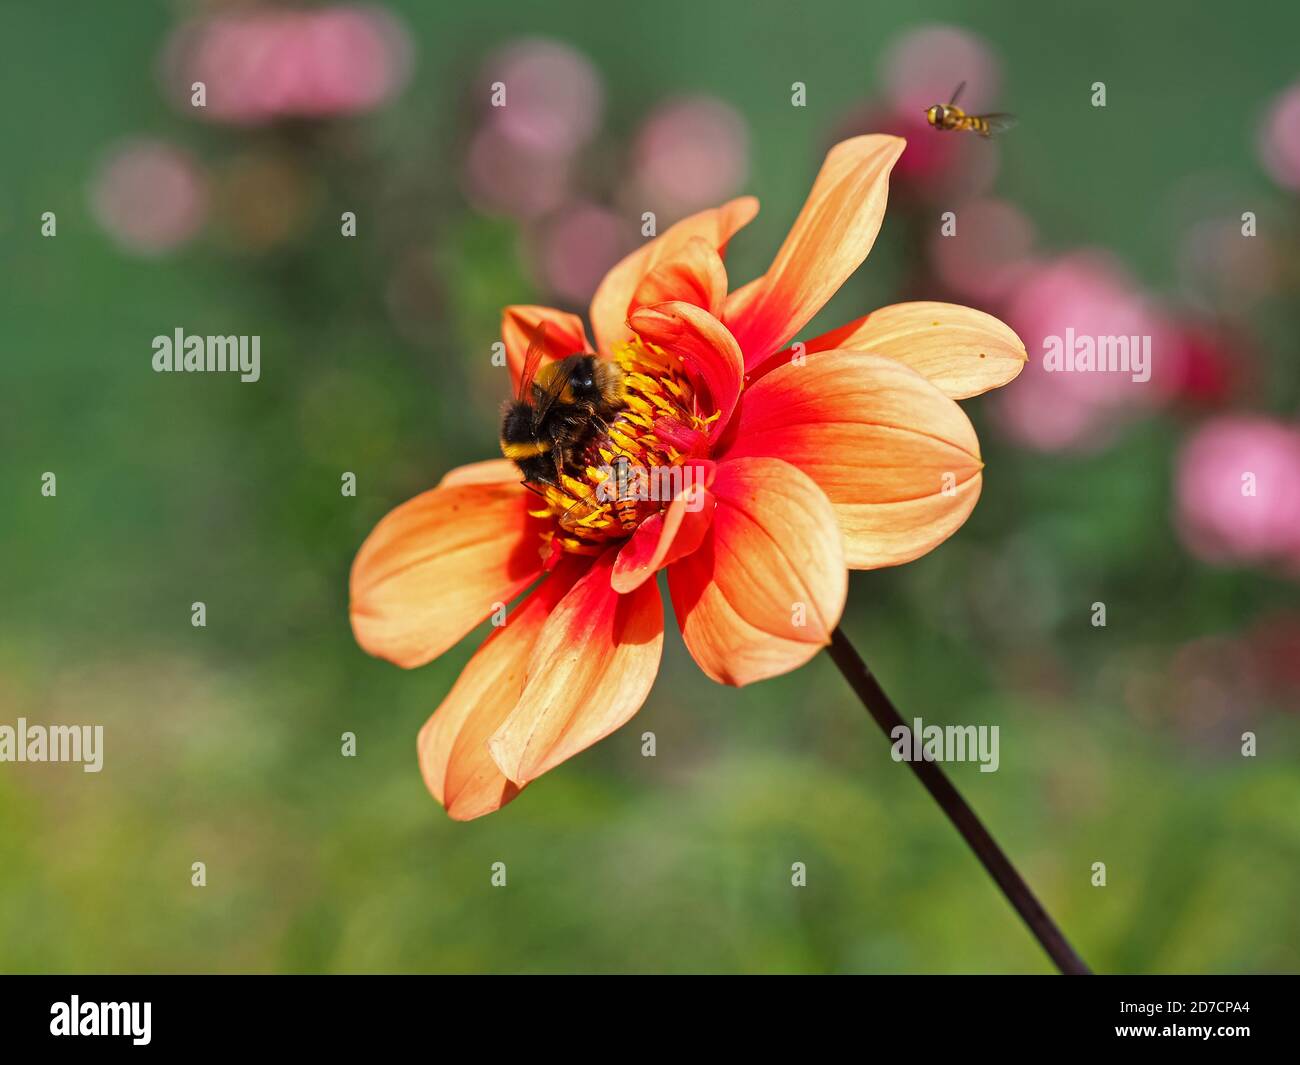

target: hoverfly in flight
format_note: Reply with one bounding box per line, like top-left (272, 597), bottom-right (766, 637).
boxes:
top-left (925, 81), bottom-right (1016, 137)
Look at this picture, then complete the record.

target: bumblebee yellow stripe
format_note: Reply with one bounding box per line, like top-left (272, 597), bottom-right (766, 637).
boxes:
top-left (500, 438), bottom-right (552, 460)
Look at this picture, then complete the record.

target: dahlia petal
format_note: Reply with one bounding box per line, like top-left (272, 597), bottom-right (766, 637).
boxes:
top-left (626, 237), bottom-right (728, 320)
top-left (763, 301), bottom-right (1027, 399)
top-left (722, 275), bottom-right (763, 326)
top-left (668, 457), bottom-right (847, 686)
top-left (502, 305), bottom-right (592, 393)
top-left (488, 549), bottom-right (664, 785)
top-left (650, 415), bottom-right (709, 458)
top-left (418, 562), bottom-right (584, 820)
top-left (725, 135), bottom-right (905, 370)
top-left (437, 458), bottom-right (522, 488)
top-left (724, 351), bottom-right (984, 569)
top-left (833, 476), bottom-right (983, 569)
top-left (628, 302), bottom-right (745, 444)
top-left (590, 196), bottom-right (759, 355)
top-left (611, 478), bottom-right (716, 593)
top-left (350, 479), bottom-right (546, 668)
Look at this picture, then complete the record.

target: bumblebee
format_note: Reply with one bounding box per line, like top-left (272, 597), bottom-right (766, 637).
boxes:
top-left (499, 326), bottom-right (626, 489)
top-left (925, 81), bottom-right (1016, 137)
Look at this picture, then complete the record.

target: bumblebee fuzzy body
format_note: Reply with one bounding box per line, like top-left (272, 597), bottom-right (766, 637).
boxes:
top-left (500, 354), bottom-right (626, 488)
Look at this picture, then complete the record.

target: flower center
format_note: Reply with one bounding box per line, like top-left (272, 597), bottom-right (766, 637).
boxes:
top-left (534, 338), bottom-right (713, 556)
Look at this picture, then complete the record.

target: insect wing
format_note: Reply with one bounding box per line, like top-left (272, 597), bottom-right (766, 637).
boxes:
top-left (530, 357), bottom-right (579, 432)
top-left (517, 322), bottom-right (550, 402)
top-left (979, 112), bottom-right (1018, 135)
top-left (948, 80), bottom-right (967, 106)
top-left (557, 492), bottom-right (603, 532)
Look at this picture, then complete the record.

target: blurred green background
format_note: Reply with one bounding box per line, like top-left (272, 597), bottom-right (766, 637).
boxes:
top-left (2, 0), bottom-right (1298, 974)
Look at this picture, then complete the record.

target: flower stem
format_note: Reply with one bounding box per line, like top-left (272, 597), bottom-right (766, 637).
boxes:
top-left (826, 626), bottom-right (1091, 975)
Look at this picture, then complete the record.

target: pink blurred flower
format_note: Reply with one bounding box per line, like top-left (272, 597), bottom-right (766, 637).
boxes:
top-left (161, 6), bottom-right (412, 125)
top-left (478, 39), bottom-right (603, 155)
top-left (463, 124), bottom-right (572, 220)
top-left (1176, 415), bottom-right (1300, 568)
top-left (879, 24), bottom-right (1001, 118)
top-left (1166, 322), bottom-right (1249, 409)
top-left (528, 201), bottom-right (630, 304)
top-left (630, 96), bottom-right (749, 215)
top-left (995, 253), bottom-right (1176, 451)
top-left (1257, 81), bottom-right (1300, 192)
top-left (89, 138), bottom-right (208, 254)
top-left (463, 39), bottom-right (602, 219)
top-left (929, 197), bottom-right (1036, 301)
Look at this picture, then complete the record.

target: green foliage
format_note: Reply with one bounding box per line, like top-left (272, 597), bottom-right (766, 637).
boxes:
top-left (2, 0), bottom-right (1297, 973)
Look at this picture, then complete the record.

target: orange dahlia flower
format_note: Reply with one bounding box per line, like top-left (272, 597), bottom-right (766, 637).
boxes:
top-left (350, 134), bottom-right (1026, 820)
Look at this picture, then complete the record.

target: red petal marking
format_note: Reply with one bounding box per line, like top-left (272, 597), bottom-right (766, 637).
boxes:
top-left (418, 560), bottom-right (586, 820)
top-left (611, 477), bottom-right (717, 593)
top-left (628, 302), bottom-right (744, 444)
top-left (667, 457), bottom-right (846, 686)
top-left (488, 549), bottom-right (665, 785)
top-left (350, 477), bottom-right (546, 668)
top-left (723, 350), bottom-right (984, 569)
top-left (626, 237), bottom-right (729, 321)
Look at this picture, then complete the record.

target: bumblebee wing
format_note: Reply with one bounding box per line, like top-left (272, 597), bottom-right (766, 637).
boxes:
top-left (979, 113), bottom-right (1017, 135)
top-left (530, 357), bottom-right (579, 432)
top-left (517, 323), bottom-right (550, 402)
top-left (949, 80), bottom-right (967, 106)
